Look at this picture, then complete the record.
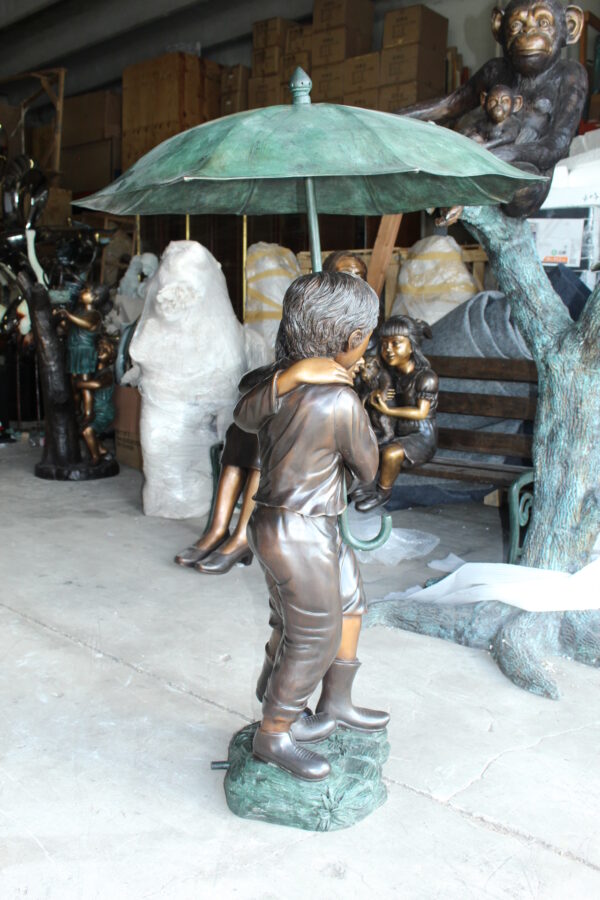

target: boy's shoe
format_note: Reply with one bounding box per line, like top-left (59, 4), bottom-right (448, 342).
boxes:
top-left (290, 711), bottom-right (336, 743)
top-left (317, 658), bottom-right (390, 732)
top-left (253, 729), bottom-right (331, 780)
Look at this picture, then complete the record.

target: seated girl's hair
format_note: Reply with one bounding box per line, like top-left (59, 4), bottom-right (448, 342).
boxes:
top-left (279, 272), bottom-right (379, 360)
top-left (379, 315), bottom-right (432, 370)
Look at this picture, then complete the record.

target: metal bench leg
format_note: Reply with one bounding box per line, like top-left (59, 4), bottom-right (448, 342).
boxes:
top-left (507, 471), bottom-right (534, 565)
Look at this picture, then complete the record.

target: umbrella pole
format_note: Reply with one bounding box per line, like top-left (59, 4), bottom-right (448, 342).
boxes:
top-left (305, 177), bottom-right (322, 273)
top-left (242, 214), bottom-right (247, 322)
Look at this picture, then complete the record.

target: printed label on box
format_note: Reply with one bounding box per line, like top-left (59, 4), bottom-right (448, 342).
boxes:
top-left (528, 218), bottom-right (585, 267)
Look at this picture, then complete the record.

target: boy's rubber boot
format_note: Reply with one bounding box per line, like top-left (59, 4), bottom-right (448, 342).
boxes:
top-left (253, 729), bottom-right (331, 781)
top-left (316, 658), bottom-right (390, 732)
top-left (290, 712), bottom-right (336, 743)
top-left (255, 645), bottom-right (274, 702)
top-left (256, 648), bottom-right (335, 742)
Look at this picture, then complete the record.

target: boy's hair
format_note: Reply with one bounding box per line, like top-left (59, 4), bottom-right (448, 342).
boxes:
top-left (279, 272), bottom-right (379, 360)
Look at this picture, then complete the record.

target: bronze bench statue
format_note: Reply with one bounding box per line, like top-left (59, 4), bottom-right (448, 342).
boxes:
top-left (411, 354), bottom-right (536, 563)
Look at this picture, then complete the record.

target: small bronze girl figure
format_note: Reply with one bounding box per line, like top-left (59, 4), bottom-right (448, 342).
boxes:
top-left (355, 316), bottom-right (438, 512)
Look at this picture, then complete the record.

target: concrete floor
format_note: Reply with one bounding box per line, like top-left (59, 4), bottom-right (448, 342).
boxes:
top-left (1, 443), bottom-right (599, 900)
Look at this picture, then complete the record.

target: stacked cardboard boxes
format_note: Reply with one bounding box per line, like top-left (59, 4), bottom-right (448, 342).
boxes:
top-left (221, 64), bottom-right (250, 116)
top-left (249, 17), bottom-right (291, 108)
top-left (283, 23), bottom-right (313, 90)
top-left (61, 91), bottom-right (121, 194)
top-left (122, 53), bottom-right (221, 169)
top-left (311, 0), bottom-right (373, 102)
top-left (378, 5), bottom-right (447, 111)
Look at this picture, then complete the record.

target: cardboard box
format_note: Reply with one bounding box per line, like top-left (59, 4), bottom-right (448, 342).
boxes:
top-left (344, 87), bottom-right (378, 109)
top-left (383, 4), bottom-right (448, 53)
top-left (113, 385), bottom-right (143, 471)
top-left (313, 0), bottom-right (373, 34)
top-left (286, 24), bottom-right (312, 54)
top-left (312, 27), bottom-right (372, 67)
top-left (221, 91), bottom-right (248, 116)
top-left (380, 44), bottom-right (446, 92)
top-left (344, 51), bottom-right (380, 92)
top-left (61, 137), bottom-right (121, 194)
top-left (252, 17), bottom-right (290, 49)
top-left (39, 186), bottom-right (72, 227)
top-left (62, 90), bottom-right (121, 148)
top-left (221, 64), bottom-right (250, 94)
top-left (248, 75), bottom-right (283, 108)
top-left (283, 51), bottom-right (311, 82)
top-left (378, 80), bottom-right (440, 112)
top-left (252, 45), bottom-right (283, 77)
top-left (123, 53), bottom-right (218, 132)
top-left (311, 63), bottom-right (345, 101)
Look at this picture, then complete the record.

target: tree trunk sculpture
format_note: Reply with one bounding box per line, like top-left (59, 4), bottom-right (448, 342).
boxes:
top-left (368, 206), bottom-right (600, 699)
top-left (22, 279), bottom-right (118, 480)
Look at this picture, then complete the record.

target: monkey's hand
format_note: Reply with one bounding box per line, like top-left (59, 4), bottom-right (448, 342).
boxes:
top-left (436, 205), bottom-right (464, 227)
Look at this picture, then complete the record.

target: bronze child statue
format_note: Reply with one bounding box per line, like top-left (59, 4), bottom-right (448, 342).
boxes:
top-left (75, 336), bottom-right (117, 465)
top-left (234, 272), bottom-right (389, 781)
top-left (355, 316), bottom-right (439, 513)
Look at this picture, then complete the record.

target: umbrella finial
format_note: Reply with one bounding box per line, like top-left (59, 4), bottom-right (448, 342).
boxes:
top-left (289, 68), bottom-right (312, 105)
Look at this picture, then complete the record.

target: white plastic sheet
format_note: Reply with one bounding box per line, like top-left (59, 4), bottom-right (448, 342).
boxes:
top-left (377, 557), bottom-right (600, 613)
top-left (345, 507), bottom-right (440, 566)
top-left (245, 242), bottom-right (301, 346)
top-left (392, 235), bottom-right (477, 325)
top-left (130, 240), bottom-right (268, 519)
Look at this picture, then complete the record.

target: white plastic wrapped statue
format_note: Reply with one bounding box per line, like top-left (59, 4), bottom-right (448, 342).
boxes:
top-left (117, 252), bottom-right (159, 323)
top-left (130, 240), bottom-right (268, 519)
top-left (245, 241), bottom-right (301, 347)
top-left (392, 235), bottom-right (478, 325)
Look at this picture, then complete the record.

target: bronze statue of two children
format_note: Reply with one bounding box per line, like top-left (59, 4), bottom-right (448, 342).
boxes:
top-left (233, 271), bottom-right (438, 780)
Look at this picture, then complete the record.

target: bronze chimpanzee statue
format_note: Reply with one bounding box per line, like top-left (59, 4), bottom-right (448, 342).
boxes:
top-left (403, 1), bottom-right (588, 216)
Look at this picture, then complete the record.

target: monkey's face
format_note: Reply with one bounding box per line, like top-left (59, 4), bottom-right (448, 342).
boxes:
top-left (486, 90), bottom-right (514, 123)
top-left (492, 2), bottom-right (584, 77)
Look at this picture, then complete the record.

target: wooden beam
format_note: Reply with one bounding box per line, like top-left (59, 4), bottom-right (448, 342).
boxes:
top-left (367, 214), bottom-right (403, 299)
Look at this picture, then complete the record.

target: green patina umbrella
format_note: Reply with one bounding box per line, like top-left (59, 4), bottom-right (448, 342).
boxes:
top-left (79, 68), bottom-right (541, 271)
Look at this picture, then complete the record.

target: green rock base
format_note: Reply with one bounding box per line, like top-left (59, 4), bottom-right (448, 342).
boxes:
top-left (223, 722), bottom-right (389, 832)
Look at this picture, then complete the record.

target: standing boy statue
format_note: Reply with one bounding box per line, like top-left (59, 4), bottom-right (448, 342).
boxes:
top-left (234, 272), bottom-right (389, 781)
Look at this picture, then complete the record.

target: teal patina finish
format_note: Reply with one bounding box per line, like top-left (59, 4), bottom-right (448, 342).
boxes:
top-left (223, 722), bottom-right (389, 831)
top-left (79, 69), bottom-right (541, 221)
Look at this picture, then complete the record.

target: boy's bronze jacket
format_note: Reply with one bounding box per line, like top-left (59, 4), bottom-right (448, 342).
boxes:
top-left (234, 372), bottom-right (378, 518)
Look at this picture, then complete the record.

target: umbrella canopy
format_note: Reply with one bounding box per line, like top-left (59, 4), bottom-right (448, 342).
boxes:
top-left (80, 70), bottom-right (540, 220)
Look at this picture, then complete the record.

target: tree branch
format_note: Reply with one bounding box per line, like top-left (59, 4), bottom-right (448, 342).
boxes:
top-left (575, 283), bottom-right (600, 361)
top-left (461, 206), bottom-right (572, 360)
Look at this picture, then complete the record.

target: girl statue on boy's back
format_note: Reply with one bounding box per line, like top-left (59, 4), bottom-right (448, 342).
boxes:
top-left (234, 272), bottom-right (390, 781)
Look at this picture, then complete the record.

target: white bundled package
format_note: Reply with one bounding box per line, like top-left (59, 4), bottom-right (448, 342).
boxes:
top-left (130, 240), bottom-right (265, 519)
top-left (392, 235), bottom-right (477, 325)
top-left (245, 242), bottom-right (301, 346)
